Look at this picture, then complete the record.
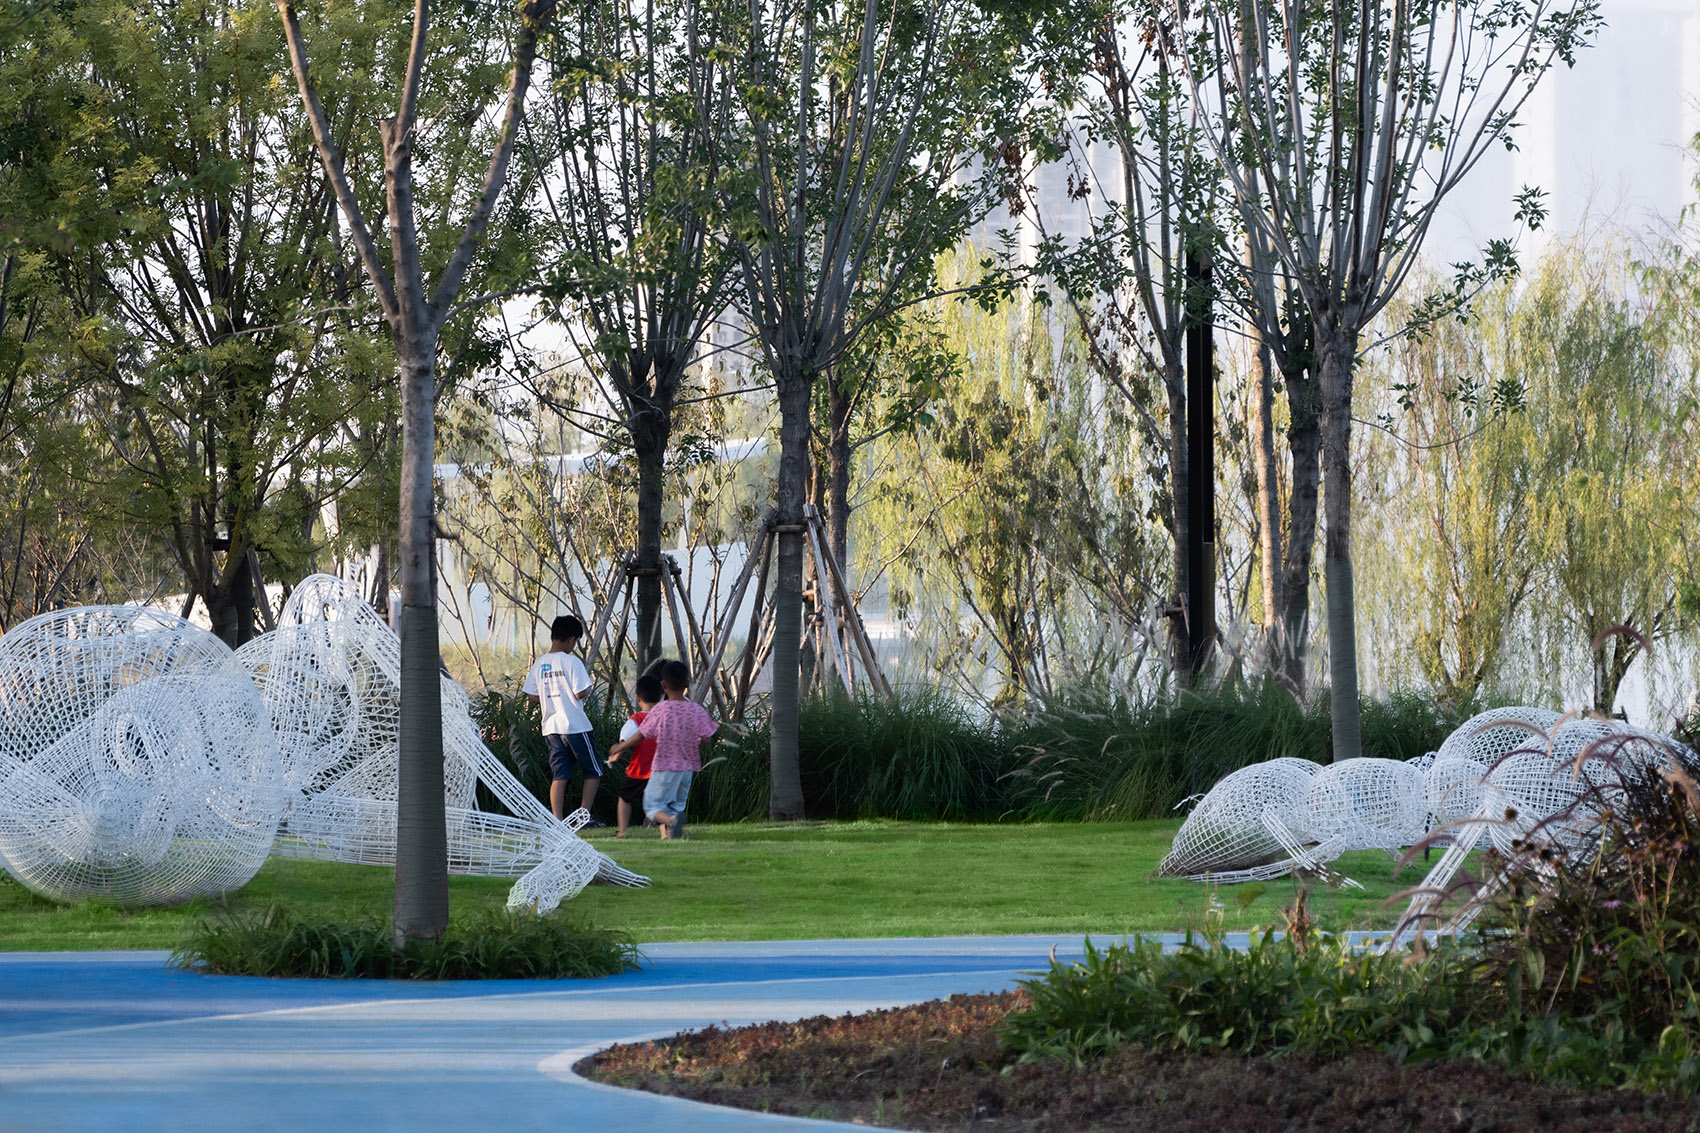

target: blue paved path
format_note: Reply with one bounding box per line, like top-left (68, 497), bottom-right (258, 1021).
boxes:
top-left (2, 931), bottom-right (1354, 1131)
top-left (1, 936), bottom-right (1117, 1132)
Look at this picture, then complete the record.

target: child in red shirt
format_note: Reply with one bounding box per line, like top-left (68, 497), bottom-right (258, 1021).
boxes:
top-left (608, 659), bottom-right (717, 839)
top-left (609, 673), bottom-right (662, 837)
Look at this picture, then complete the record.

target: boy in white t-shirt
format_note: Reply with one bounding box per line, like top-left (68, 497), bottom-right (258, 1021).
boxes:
top-left (522, 615), bottom-right (605, 824)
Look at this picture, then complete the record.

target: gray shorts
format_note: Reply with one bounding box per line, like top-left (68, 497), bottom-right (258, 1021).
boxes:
top-left (643, 770), bottom-right (694, 821)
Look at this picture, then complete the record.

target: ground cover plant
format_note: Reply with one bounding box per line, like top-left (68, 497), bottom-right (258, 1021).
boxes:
top-left (172, 905), bottom-right (638, 979)
top-left (0, 820), bottom-right (1413, 950)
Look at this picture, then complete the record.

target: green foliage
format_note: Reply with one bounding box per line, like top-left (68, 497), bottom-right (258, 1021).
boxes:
top-left (797, 688), bottom-right (1008, 820)
top-left (1002, 928), bottom-right (1478, 1065)
top-left (172, 904), bottom-right (640, 980)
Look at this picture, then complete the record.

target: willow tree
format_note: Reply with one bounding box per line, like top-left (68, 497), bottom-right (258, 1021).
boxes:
top-left (726, 0), bottom-right (1040, 816)
top-left (1354, 274), bottom-right (1537, 708)
top-left (1515, 240), bottom-right (1696, 713)
top-left (278, 0), bottom-right (555, 942)
top-left (1166, 0), bottom-right (1600, 757)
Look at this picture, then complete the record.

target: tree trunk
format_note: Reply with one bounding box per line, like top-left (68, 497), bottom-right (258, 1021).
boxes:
top-left (1165, 361), bottom-right (1191, 676)
top-left (824, 379), bottom-right (852, 694)
top-left (826, 376), bottom-right (851, 573)
top-left (1277, 365), bottom-right (1322, 698)
top-left (768, 369), bottom-right (811, 820)
top-left (1250, 342), bottom-right (1284, 671)
top-left (206, 550), bottom-right (256, 648)
top-left (1317, 327), bottom-right (1361, 761)
top-left (631, 394), bottom-right (669, 674)
top-left (393, 320), bottom-right (448, 944)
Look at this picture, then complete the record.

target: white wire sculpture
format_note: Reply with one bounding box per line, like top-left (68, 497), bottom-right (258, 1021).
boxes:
top-left (0, 607), bottom-right (284, 905)
top-left (1156, 757), bottom-right (1326, 882)
top-left (236, 575), bottom-right (647, 913)
top-left (1158, 706), bottom-right (1625, 886)
top-left (1158, 705), bottom-right (1699, 947)
top-left (1390, 710), bottom-right (1690, 946)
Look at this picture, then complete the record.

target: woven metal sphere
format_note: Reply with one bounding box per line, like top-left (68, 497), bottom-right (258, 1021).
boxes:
top-left (1158, 757), bottom-right (1322, 879)
top-left (1302, 758), bottom-right (1430, 852)
top-left (0, 607), bottom-right (283, 905)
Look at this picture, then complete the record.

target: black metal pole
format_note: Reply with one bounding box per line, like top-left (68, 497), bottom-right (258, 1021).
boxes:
top-left (1185, 245), bottom-right (1215, 678)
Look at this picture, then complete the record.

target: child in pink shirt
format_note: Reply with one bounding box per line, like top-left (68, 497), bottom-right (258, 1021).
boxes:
top-left (607, 659), bottom-right (716, 839)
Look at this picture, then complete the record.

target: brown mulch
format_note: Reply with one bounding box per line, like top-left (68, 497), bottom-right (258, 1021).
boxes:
top-left (576, 990), bottom-right (1700, 1132)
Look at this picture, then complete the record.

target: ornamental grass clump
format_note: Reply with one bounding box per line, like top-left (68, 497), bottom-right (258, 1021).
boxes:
top-left (173, 904), bottom-right (640, 979)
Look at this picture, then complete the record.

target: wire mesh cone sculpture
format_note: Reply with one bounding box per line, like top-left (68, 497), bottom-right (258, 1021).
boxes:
top-left (235, 575), bottom-right (646, 913)
top-left (0, 607), bottom-right (285, 905)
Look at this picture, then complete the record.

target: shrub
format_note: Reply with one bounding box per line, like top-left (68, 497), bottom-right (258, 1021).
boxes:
top-left (1469, 730), bottom-right (1700, 1091)
top-left (173, 905), bottom-right (640, 979)
top-left (1000, 923), bottom-right (1478, 1065)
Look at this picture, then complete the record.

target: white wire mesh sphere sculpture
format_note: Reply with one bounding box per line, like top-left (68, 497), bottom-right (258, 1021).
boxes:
top-left (0, 607), bottom-right (284, 905)
top-left (1390, 710), bottom-right (1696, 948)
top-left (1157, 757), bottom-right (1322, 880)
top-left (236, 575), bottom-right (643, 912)
top-left (1301, 758), bottom-right (1431, 852)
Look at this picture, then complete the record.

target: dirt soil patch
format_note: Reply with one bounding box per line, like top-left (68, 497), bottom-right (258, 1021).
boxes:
top-left (577, 991), bottom-right (1700, 1131)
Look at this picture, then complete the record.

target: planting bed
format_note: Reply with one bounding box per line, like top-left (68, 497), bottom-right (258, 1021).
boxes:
top-left (579, 991), bottom-right (1700, 1132)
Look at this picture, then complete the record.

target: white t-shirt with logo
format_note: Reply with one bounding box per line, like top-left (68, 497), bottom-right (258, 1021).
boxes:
top-left (522, 650), bottom-right (593, 735)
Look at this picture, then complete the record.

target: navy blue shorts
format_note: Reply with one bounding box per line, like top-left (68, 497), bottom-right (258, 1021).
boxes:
top-left (545, 732), bottom-right (605, 781)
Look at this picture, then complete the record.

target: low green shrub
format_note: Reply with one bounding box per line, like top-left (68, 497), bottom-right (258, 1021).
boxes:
top-left (1001, 925), bottom-right (1478, 1065)
top-left (172, 905), bottom-right (641, 979)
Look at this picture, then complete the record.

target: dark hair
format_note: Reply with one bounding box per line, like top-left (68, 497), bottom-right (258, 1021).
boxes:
top-left (659, 659), bottom-right (691, 692)
top-left (549, 614), bottom-right (584, 643)
top-left (634, 673), bottom-right (663, 705)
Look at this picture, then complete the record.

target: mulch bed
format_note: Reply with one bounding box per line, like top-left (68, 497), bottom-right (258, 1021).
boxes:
top-left (577, 990), bottom-right (1700, 1131)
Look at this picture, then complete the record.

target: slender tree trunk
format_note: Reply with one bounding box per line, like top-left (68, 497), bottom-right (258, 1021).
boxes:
top-left (1317, 327), bottom-right (1361, 761)
top-left (769, 369), bottom-right (811, 819)
top-left (631, 396), bottom-right (669, 673)
top-left (394, 319), bottom-right (448, 942)
top-left (1165, 362), bottom-right (1191, 676)
top-left (1250, 342), bottom-right (1284, 664)
top-left (826, 376), bottom-right (851, 571)
top-left (1277, 365), bottom-right (1321, 697)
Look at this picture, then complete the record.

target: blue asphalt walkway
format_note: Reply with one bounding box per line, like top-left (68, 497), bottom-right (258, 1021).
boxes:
top-left (2, 931), bottom-right (1356, 1131)
top-left (0, 935), bottom-right (1127, 1132)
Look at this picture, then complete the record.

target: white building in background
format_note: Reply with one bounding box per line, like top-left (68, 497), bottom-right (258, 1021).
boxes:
top-left (984, 0), bottom-right (1700, 270)
top-left (1424, 0), bottom-right (1700, 266)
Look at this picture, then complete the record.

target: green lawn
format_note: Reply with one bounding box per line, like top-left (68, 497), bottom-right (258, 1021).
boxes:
top-left (0, 820), bottom-right (1433, 951)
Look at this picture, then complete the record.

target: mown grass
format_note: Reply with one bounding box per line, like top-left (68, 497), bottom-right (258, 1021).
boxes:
top-left (0, 819), bottom-right (1425, 951)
